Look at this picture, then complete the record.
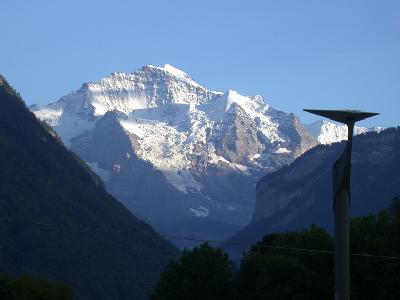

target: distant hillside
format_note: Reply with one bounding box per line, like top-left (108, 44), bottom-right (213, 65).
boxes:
top-left (222, 128), bottom-right (400, 260)
top-left (0, 75), bottom-right (178, 300)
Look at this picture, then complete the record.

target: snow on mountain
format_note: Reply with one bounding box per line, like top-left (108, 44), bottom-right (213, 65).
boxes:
top-left (32, 64), bottom-right (219, 144)
top-left (30, 64), bottom-right (319, 243)
top-left (31, 65), bottom-right (296, 191)
top-left (306, 120), bottom-right (383, 144)
top-left (149, 64), bottom-right (201, 87)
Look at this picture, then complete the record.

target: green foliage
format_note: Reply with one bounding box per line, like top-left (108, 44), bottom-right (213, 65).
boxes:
top-left (350, 205), bottom-right (400, 300)
top-left (152, 243), bottom-right (236, 300)
top-left (239, 254), bottom-right (317, 299)
top-left (391, 195), bottom-right (400, 215)
top-left (238, 225), bottom-right (333, 300)
top-left (239, 209), bottom-right (400, 300)
top-left (153, 207), bottom-right (400, 299)
top-left (0, 275), bottom-right (73, 300)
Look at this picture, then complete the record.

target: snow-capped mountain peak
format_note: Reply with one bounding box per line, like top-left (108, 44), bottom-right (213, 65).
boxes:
top-left (31, 64), bottom-right (318, 229)
top-left (145, 64), bottom-right (202, 88)
top-left (305, 119), bottom-right (382, 144)
top-left (224, 90), bottom-right (268, 113)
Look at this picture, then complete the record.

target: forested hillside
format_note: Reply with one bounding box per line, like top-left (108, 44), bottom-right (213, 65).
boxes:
top-left (0, 75), bottom-right (178, 300)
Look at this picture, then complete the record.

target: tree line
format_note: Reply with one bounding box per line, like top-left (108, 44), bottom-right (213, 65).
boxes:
top-left (152, 196), bottom-right (400, 300)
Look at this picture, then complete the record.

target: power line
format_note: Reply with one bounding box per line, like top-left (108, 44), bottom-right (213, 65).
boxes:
top-left (1, 217), bottom-right (400, 261)
top-left (166, 235), bottom-right (400, 260)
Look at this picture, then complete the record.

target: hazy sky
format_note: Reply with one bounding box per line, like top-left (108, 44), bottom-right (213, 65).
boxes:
top-left (1, 0), bottom-right (399, 127)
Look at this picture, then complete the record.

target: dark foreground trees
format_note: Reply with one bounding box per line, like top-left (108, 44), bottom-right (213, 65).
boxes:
top-left (153, 201), bottom-right (400, 299)
top-left (152, 243), bottom-right (236, 300)
top-left (238, 225), bottom-right (333, 300)
top-left (0, 275), bottom-right (73, 300)
top-left (349, 199), bottom-right (400, 300)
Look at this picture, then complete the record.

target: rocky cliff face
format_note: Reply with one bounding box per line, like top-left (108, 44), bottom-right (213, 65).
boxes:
top-left (253, 128), bottom-right (398, 224)
top-left (31, 64), bottom-right (319, 243)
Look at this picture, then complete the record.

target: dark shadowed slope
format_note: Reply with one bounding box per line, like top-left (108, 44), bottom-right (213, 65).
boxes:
top-left (0, 75), bottom-right (178, 300)
top-left (222, 128), bottom-right (400, 261)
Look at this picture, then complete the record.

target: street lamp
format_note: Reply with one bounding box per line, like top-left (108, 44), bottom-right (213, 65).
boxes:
top-left (304, 109), bottom-right (378, 300)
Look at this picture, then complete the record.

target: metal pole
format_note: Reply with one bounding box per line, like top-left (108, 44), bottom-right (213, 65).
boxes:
top-left (334, 122), bottom-right (353, 300)
top-left (334, 190), bottom-right (350, 300)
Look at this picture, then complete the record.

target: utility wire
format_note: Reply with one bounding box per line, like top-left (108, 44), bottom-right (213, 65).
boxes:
top-left (1, 217), bottom-right (400, 261)
top-left (166, 235), bottom-right (400, 260)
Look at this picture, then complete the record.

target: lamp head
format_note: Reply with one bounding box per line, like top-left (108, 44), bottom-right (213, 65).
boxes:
top-left (303, 109), bottom-right (379, 124)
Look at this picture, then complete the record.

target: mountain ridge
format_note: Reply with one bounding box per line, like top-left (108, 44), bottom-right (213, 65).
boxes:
top-left (0, 75), bottom-right (178, 299)
top-left (222, 127), bottom-right (400, 261)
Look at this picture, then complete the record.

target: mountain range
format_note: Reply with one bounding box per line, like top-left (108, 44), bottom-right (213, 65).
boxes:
top-left (31, 64), bottom-right (380, 243)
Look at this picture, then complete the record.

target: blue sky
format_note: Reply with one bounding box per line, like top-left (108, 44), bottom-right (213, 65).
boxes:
top-left (1, 0), bottom-right (399, 127)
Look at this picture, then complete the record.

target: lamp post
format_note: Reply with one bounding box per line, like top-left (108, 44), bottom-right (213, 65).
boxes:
top-left (303, 109), bottom-right (378, 300)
